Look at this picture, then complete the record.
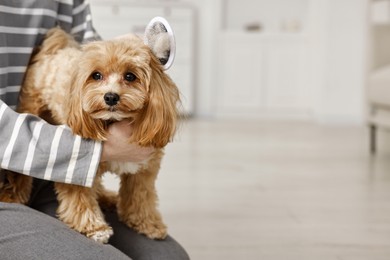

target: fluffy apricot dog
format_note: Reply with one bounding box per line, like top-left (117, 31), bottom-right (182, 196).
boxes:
top-left (0, 27), bottom-right (180, 243)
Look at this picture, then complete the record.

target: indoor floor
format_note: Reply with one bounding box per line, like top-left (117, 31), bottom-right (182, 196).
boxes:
top-left (104, 119), bottom-right (390, 260)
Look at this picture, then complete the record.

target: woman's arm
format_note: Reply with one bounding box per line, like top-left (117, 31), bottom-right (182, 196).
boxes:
top-left (0, 101), bottom-right (101, 187)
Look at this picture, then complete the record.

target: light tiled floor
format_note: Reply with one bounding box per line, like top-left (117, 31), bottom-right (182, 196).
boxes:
top-left (106, 119), bottom-right (390, 260)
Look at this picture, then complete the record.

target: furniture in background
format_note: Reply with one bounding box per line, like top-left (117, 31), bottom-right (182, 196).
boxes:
top-left (215, 0), bottom-right (368, 124)
top-left (216, 0), bottom-right (311, 119)
top-left (367, 0), bottom-right (390, 153)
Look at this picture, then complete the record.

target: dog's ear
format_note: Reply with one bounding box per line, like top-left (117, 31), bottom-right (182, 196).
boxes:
top-left (66, 72), bottom-right (107, 141)
top-left (130, 17), bottom-right (179, 148)
top-left (144, 17), bottom-right (175, 70)
top-left (131, 55), bottom-right (180, 148)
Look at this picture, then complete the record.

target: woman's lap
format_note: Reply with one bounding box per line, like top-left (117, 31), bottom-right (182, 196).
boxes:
top-left (0, 179), bottom-right (189, 260)
top-left (0, 202), bottom-right (129, 260)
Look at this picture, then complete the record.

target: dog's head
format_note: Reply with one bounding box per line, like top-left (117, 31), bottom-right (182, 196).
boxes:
top-left (66, 34), bottom-right (180, 148)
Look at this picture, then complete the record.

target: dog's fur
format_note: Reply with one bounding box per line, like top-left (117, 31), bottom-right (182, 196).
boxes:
top-left (0, 28), bottom-right (180, 243)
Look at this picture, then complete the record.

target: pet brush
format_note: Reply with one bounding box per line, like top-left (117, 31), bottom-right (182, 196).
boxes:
top-left (144, 17), bottom-right (176, 70)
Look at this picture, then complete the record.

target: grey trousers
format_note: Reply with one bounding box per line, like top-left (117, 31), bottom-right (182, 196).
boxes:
top-left (0, 180), bottom-right (189, 260)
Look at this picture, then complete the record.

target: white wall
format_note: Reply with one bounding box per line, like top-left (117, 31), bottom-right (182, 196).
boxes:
top-left (224, 0), bottom-right (309, 32)
top-left (182, 0), bottom-right (222, 118)
top-left (88, 0), bottom-right (370, 124)
top-left (188, 0), bottom-right (369, 124)
top-left (312, 0), bottom-right (368, 124)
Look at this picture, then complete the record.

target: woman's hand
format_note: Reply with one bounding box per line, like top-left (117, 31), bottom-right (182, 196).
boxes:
top-left (100, 120), bottom-right (155, 162)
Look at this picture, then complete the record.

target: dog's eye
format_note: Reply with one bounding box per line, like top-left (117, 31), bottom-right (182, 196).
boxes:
top-left (91, 72), bottom-right (103, 81)
top-left (124, 72), bottom-right (136, 82)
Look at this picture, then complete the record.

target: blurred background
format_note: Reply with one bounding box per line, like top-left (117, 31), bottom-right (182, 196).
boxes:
top-left (93, 0), bottom-right (390, 259)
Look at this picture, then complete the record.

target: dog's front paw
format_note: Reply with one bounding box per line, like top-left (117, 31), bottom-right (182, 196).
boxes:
top-left (86, 226), bottom-right (114, 244)
top-left (126, 218), bottom-right (168, 240)
top-left (140, 222), bottom-right (168, 240)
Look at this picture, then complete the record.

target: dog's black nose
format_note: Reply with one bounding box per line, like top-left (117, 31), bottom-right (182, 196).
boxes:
top-left (104, 92), bottom-right (120, 106)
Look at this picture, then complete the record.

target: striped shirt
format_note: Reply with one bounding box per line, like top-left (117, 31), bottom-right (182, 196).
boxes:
top-left (0, 0), bottom-right (102, 187)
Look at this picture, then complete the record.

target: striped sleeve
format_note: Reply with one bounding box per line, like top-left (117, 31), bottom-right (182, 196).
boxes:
top-left (70, 0), bottom-right (101, 42)
top-left (0, 101), bottom-right (102, 187)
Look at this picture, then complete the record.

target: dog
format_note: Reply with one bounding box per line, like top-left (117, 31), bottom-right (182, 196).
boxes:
top-left (0, 27), bottom-right (180, 243)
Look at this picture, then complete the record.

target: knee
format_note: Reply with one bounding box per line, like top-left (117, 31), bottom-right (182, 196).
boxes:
top-left (116, 234), bottom-right (190, 260)
top-left (154, 237), bottom-right (190, 260)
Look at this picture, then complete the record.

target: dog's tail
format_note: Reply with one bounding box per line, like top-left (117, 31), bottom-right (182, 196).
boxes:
top-left (31, 27), bottom-right (79, 62)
